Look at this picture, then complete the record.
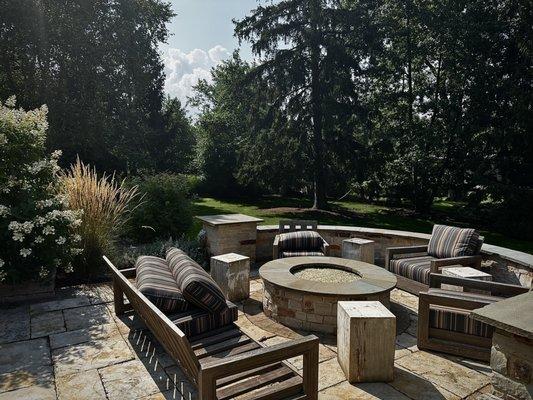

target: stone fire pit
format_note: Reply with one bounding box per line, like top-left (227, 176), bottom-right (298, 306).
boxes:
top-left (259, 256), bottom-right (397, 334)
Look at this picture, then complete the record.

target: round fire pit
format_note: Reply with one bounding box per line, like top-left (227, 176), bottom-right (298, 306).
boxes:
top-left (259, 256), bottom-right (397, 334)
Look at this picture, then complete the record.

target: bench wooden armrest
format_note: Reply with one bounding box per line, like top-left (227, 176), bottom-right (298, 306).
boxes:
top-left (429, 273), bottom-right (528, 297)
top-left (198, 335), bottom-right (319, 399)
top-left (322, 240), bottom-right (330, 256)
top-left (385, 245), bottom-right (428, 266)
top-left (273, 235), bottom-right (280, 259)
top-left (430, 255), bottom-right (482, 272)
top-left (419, 289), bottom-right (496, 310)
top-left (119, 267), bottom-right (137, 278)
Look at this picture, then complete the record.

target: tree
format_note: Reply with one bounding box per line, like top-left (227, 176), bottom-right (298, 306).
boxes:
top-left (235, 0), bottom-right (375, 209)
top-left (0, 0), bottom-right (174, 172)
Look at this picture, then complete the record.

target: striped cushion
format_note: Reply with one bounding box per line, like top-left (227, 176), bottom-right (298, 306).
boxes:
top-left (278, 231), bottom-right (324, 252)
top-left (169, 302), bottom-right (239, 337)
top-left (135, 256), bottom-right (189, 314)
top-left (281, 251), bottom-right (324, 258)
top-left (428, 225), bottom-right (480, 259)
top-left (166, 247), bottom-right (227, 313)
top-left (429, 306), bottom-right (493, 338)
top-left (388, 256), bottom-right (436, 284)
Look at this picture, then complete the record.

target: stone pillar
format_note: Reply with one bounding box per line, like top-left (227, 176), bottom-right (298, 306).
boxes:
top-left (337, 301), bottom-right (395, 383)
top-left (491, 329), bottom-right (533, 400)
top-left (210, 253), bottom-right (250, 302)
top-left (342, 238), bottom-right (375, 264)
top-left (196, 214), bottom-right (263, 262)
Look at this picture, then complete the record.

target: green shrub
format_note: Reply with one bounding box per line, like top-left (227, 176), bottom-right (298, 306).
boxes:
top-left (118, 237), bottom-right (207, 269)
top-left (127, 173), bottom-right (193, 243)
top-left (0, 97), bottom-right (81, 284)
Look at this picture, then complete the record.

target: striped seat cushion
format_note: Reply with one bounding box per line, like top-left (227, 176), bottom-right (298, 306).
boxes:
top-left (135, 256), bottom-right (189, 314)
top-left (388, 256), bottom-right (437, 284)
top-left (429, 306), bottom-right (493, 338)
top-left (169, 301), bottom-right (239, 337)
top-left (281, 251), bottom-right (324, 258)
top-left (166, 247), bottom-right (227, 313)
top-left (278, 231), bottom-right (324, 252)
top-left (428, 225), bottom-right (481, 259)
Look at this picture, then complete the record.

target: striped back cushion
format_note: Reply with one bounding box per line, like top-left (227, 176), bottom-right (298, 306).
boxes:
top-left (278, 231), bottom-right (324, 252)
top-left (429, 306), bottom-right (493, 338)
top-left (427, 225), bottom-right (480, 259)
top-left (166, 247), bottom-right (227, 313)
top-left (135, 256), bottom-right (189, 314)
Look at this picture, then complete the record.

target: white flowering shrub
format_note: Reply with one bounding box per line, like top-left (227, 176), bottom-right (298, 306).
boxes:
top-left (0, 97), bottom-right (82, 284)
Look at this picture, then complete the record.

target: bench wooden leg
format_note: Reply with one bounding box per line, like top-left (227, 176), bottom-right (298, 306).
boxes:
top-left (113, 278), bottom-right (127, 316)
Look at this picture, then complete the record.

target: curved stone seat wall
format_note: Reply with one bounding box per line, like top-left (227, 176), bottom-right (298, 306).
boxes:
top-left (256, 225), bottom-right (533, 287)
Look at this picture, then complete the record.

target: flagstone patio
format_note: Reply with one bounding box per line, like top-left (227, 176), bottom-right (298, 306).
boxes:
top-left (0, 275), bottom-right (494, 400)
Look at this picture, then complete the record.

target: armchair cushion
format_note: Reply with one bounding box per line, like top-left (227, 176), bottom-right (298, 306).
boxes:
top-left (278, 230), bottom-right (325, 252)
top-left (428, 225), bottom-right (480, 259)
top-left (169, 301), bottom-right (238, 337)
top-left (281, 251), bottom-right (324, 258)
top-left (389, 256), bottom-right (437, 284)
top-left (135, 256), bottom-right (189, 314)
top-left (166, 247), bottom-right (227, 314)
top-left (429, 306), bottom-right (493, 338)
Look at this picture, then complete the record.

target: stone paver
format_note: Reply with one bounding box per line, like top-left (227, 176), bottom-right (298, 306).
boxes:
top-left (30, 310), bottom-right (65, 338)
top-left (0, 281), bottom-right (499, 400)
top-left (56, 369), bottom-right (106, 400)
top-left (100, 359), bottom-right (171, 400)
top-left (63, 303), bottom-right (113, 331)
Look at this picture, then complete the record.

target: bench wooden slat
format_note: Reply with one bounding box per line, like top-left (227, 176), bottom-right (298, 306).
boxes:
top-left (237, 375), bottom-right (303, 400)
top-left (190, 327), bottom-right (243, 350)
top-left (195, 335), bottom-right (251, 358)
top-left (200, 341), bottom-right (261, 364)
top-left (216, 365), bottom-right (294, 400)
top-left (216, 363), bottom-right (280, 387)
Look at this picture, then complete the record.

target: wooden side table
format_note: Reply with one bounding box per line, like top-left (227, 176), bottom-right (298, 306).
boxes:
top-left (342, 238), bottom-right (375, 264)
top-left (337, 301), bottom-right (395, 382)
top-left (210, 253), bottom-right (250, 302)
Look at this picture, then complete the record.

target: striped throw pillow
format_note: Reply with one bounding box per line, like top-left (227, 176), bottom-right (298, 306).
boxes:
top-left (427, 225), bottom-right (480, 259)
top-left (135, 256), bottom-right (189, 314)
top-left (166, 248), bottom-right (227, 313)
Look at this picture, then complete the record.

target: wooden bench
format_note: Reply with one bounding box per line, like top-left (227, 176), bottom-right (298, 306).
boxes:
top-left (104, 256), bottom-right (319, 400)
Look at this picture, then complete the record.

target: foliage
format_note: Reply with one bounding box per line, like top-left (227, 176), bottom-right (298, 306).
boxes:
top-left (0, 98), bottom-right (82, 284)
top-left (118, 236), bottom-right (208, 269)
top-left (60, 158), bottom-right (142, 277)
top-left (0, 0), bottom-right (175, 172)
top-left (127, 173), bottom-right (193, 243)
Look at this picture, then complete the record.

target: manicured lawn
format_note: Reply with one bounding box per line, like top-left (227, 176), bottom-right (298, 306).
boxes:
top-left (191, 196), bottom-right (533, 254)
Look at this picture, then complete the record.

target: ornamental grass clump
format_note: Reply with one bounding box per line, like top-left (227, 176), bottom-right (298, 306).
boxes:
top-left (0, 97), bottom-right (82, 284)
top-left (60, 158), bottom-right (142, 277)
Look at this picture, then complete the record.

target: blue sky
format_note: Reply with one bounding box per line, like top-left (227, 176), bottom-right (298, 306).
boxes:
top-left (162, 0), bottom-right (259, 109)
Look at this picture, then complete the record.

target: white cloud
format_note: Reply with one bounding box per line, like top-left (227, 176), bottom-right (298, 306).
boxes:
top-left (163, 45), bottom-right (231, 111)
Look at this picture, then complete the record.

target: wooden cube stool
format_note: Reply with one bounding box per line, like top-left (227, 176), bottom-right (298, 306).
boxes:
top-left (342, 238), bottom-right (375, 264)
top-left (337, 301), bottom-right (395, 382)
top-left (210, 253), bottom-right (250, 302)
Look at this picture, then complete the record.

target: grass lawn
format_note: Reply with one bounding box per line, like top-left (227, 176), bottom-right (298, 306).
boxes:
top-left (191, 196), bottom-right (533, 254)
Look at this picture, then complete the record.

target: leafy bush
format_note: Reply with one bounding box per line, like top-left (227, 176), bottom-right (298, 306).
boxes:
top-left (60, 158), bottom-right (142, 277)
top-left (118, 236), bottom-right (208, 269)
top-left (127, 173), bottom-right (193, 243)
top-left (0, 97), bottom-right (82, 284)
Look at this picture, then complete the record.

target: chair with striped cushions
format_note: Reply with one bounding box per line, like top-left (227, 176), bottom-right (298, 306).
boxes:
top-left (135, 256), bottom-right (189, 314)
top-left (273, 230), bottom-right (329, 259)
top-left (386, 224), bottom-right (485, 294)
top-left (417, 273), bottom-right (528, 361)
top-left (166, 247), bottom-right (228, 313)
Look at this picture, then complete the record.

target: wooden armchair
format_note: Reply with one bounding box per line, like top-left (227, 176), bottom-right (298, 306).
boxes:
top-left (417, 273), bottom-right (528, 361)
top-left (273, 220), bottom-right (329, 259)
top-left (385, 244), bottom-right (483, 294)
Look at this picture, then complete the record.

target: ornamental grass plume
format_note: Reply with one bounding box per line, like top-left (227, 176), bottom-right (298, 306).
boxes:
top-left (60, 157), bottom-right (143, 277)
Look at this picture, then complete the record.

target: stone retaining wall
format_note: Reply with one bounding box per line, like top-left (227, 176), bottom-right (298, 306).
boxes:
top-left (257, 225), bottom-right (533, 287)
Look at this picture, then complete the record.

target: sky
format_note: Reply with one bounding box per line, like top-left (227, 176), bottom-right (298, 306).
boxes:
top-left (161, 0), bottom-right (259, 111)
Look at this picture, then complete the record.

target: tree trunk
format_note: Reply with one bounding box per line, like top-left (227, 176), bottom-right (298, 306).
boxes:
top-left (310, 1), bottom-right (327, 210)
